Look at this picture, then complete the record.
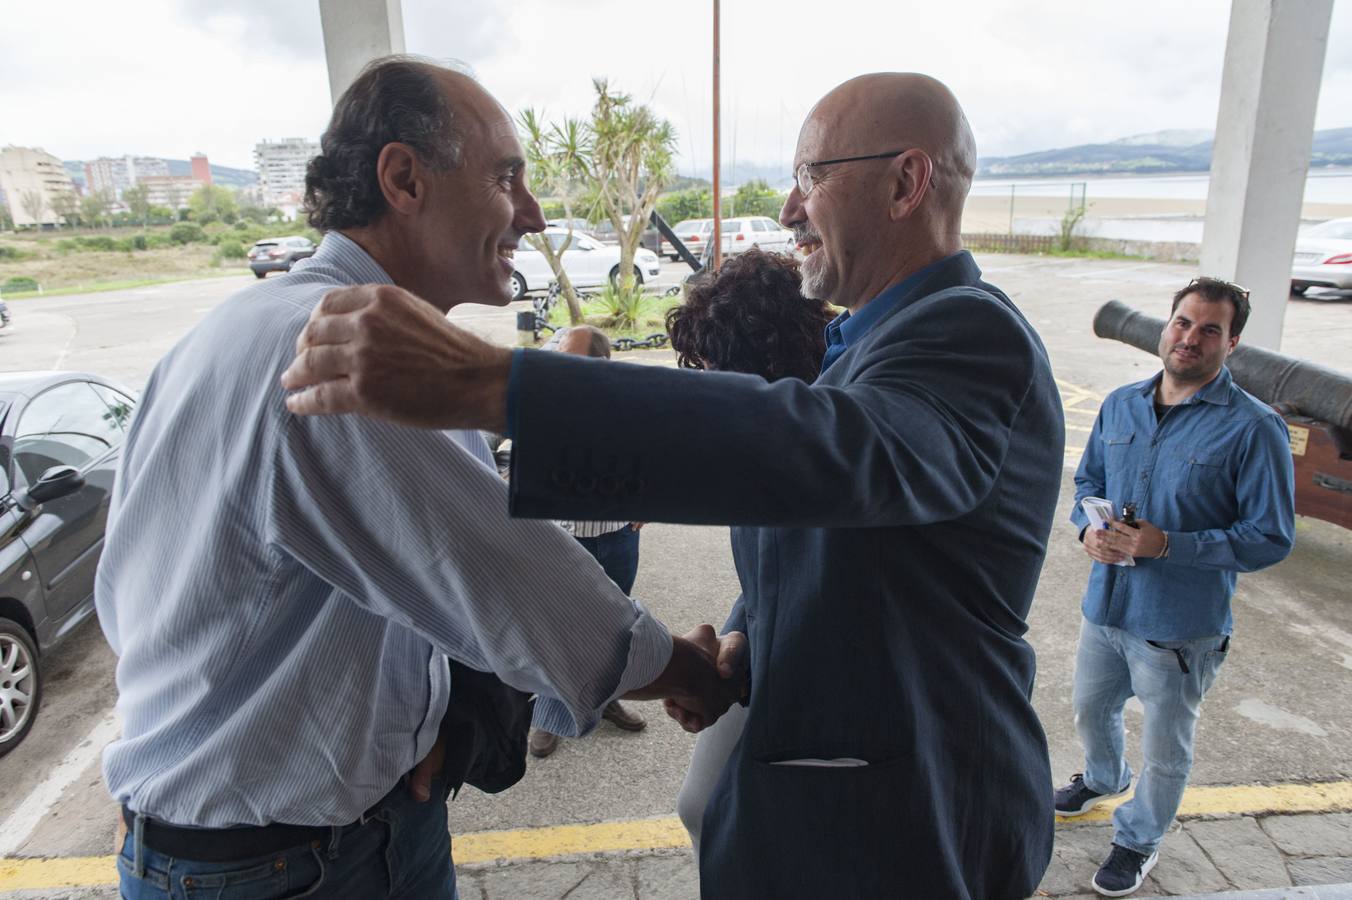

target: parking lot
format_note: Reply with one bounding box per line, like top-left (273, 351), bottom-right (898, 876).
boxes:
top-left (1, 254), bottom-right (1349, 896)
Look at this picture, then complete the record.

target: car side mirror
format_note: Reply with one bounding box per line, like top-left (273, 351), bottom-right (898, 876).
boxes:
top-left (15, 465), bottom-right (85, 511)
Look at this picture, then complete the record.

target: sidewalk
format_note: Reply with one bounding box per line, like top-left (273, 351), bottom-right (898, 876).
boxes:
top-left (7, 809), bottom-right (1346, 899)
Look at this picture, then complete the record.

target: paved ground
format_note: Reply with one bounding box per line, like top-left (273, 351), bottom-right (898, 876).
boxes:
top-left (0, 255), bottom-right (1349, 897)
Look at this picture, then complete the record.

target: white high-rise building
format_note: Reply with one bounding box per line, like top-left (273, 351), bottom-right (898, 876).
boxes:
top-left (254, 138), bottom-right (319, 205)
top-left (84, 155), bottom-right (169, 198)
top-left (0, 146), bottom-right (78, 228)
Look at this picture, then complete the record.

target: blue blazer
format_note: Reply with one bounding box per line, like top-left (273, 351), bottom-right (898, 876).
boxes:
top-left (510, 251), bottom-right (1063, 899)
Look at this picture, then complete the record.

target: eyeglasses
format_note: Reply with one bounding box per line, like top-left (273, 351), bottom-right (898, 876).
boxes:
top-left (1187, 276), bottom-right (1250, 300)
top-left (794, 149), bottom-right (910, 196)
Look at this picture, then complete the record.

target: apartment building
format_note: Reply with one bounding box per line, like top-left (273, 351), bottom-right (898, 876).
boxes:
top-left (0, 145), bottom-right (77, 228)
top-left (254, 138), bottom-right (318, 205)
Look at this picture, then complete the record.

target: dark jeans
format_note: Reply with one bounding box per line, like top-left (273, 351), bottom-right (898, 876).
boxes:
top-left (575, 525), bottom-right (641, 595)
top-left (117, 777), bottom-right (457, 899)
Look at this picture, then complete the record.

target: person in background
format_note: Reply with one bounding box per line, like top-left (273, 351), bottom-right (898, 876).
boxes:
top-left (529, 325), bottom-right (648, 758)
top-left (1058, 277), bottom-right (1295, 897)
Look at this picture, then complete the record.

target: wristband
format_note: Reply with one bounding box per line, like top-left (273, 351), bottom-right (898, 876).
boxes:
top-left (1155, 531), bottom-right (1170, 559)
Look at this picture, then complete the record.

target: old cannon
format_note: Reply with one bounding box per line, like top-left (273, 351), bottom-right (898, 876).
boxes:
top-left (1093, 299), bottom-right (1352, 531)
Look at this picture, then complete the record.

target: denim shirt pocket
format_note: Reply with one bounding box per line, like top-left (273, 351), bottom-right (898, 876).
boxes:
top-left (1183, 449), bottom-right (1227, 493)
top-left (1102, 431), bottom-right (1135, 455)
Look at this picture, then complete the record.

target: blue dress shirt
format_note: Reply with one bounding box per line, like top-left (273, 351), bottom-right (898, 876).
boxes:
top-left (1070, 366), bottom-right (1295, 640)
top-left (819, 253), bottom-right (961, 373)
top-left (96, 232), bottom-right (671, 828)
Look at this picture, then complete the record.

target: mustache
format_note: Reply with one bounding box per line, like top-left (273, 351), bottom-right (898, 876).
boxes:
top-left (793, 225), bottom-right (821, 244)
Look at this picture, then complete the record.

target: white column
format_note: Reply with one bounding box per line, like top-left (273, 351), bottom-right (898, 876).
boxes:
top-left (317, 0), bottom-right (406, 106)
top-left (1199, 0), bottom-right (1332, 350)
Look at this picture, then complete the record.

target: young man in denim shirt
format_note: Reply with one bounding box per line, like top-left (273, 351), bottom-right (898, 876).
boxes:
top-left (1057, 277), bottom-right (1295, 897)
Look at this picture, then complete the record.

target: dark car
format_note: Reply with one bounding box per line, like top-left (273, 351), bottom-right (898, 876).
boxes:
top-left (0, 299), bottom-right (11, 330)
top-left (248, 236), bottom-right (317, 278)
top-left (0, 371), bottom-right (136, 756)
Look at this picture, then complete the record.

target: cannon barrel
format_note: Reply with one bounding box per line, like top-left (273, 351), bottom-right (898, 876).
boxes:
top-left (1093, 299), bottom-right (1352, 431)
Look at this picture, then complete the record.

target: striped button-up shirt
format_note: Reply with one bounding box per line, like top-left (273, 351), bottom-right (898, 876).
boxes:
top-left (95, 232), bottom-right (671, 828)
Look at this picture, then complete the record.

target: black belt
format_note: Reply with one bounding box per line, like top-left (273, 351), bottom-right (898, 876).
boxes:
top-left (121, 802), bottom-right (379, 864)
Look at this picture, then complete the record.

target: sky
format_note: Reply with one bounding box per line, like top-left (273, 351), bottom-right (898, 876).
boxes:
top-left (2, 0), bottom-right (1349, 177)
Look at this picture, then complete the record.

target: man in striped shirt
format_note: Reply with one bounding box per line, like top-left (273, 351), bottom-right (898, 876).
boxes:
top-left (97, 57), bottom-right (740, 898)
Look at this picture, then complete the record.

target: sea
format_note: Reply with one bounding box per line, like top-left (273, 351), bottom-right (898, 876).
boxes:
top-left (968, 168), bottom-right (1352, 243)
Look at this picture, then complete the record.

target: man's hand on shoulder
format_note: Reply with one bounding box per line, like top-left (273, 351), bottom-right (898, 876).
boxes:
top-left (628, 625), bottom-right (747, 733)
top-left (280, 284), bottom-right (512, 432)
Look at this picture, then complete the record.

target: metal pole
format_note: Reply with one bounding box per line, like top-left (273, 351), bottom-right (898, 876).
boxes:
top-left (711, 0), bottom-right (722, 270)
top-left (1008, 184), bottom-right (1015, 236)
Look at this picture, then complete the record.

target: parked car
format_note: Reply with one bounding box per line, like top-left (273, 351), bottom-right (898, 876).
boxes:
top-left (661, 219), bottom-right (713, 260)
top-left (1291, 217), bottom-right (1352, 295)
top-left (508, 227), bottom-right (663, 300)
top-left (661, 217), bottom-right (794, 261)
top-left (248, 236), bottom-right (317, 278)
top-left (0, 372), bottom-right (137, 756)
top-left (586, 216), bottom-right (662, 254)
top-left (719, 217), bottom-right (795, 256)
top-left (0, 299), bottom-right (10, 330)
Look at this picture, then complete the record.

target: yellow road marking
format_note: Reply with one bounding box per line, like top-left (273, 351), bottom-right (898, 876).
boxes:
top-left (4, 781), bottom-right (1351, 891)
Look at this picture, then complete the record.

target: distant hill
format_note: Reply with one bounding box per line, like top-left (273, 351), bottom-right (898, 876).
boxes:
top-left (62, 158), bottom-right (258, 191)
top-left (976, 127), bottom-right (1352, 178)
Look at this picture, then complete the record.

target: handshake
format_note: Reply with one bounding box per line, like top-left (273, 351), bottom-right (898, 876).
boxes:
top-left (626, 625), bottom-right (748, 733)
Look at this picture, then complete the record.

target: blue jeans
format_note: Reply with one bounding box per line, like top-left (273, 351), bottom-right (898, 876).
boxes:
top-left (1072, 619), bottom-right (1230, 856)
top-left (575, 526), bottom-right (641, 595)
top-left (117, 777), bottom-right (457, 899)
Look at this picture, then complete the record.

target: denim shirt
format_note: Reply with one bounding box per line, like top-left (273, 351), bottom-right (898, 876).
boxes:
top-left (1070, 366), bottom-right (1295, 640)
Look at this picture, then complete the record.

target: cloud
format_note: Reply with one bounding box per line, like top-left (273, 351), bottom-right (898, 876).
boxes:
top-left (1, 0), bottom-right (1347, 176)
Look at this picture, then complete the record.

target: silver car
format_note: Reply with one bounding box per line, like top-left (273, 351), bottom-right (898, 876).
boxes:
top-left (1291, 217), bottom-right (1352, 295)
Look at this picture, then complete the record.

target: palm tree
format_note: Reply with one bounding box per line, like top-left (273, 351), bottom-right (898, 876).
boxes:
top-left (588, 79), bottom-right (677, 291)
top-left (519, 108), bottom-right (592, 324)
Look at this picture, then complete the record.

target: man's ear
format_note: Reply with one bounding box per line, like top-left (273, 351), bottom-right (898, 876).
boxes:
top-left (888, 150), bottom-right (933, 222)
top-left (1226, 333), bottom-right (1241, 356)
top-left (375, 143), bottom-right (424, 216)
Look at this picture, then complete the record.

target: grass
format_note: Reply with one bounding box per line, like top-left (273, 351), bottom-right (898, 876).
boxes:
top-left (0, 269), bottom-right (249, 301)
top-left (0, 243), bottom-right (251, 296)
top-left (546, 289), bottom-right (679, 340)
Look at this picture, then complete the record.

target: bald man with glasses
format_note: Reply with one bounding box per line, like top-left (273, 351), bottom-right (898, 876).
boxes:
top-left (283, 73), bottom-right (1064, 899)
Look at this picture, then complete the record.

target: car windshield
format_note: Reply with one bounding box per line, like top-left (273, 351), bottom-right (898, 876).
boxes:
top-left (1305, 220), bottom-right (1352, 241)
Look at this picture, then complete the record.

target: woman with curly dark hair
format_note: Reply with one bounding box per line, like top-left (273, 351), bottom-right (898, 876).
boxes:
top-left (666, 247), bottom-right (834, 854)
top-left (666, 248), bottom-right (834, 382)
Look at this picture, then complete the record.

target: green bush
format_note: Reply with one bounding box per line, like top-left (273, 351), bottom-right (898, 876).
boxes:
top-left (131, 234), bottom-right (148, 251)
top-left (79, 235), bottom-right (119, 252)
top-left (0, 245), bottom-right (27, 260)
top-left (595, 281), bottom-right (647, 331)
top-left (169, 223), bottom-right (207, 245)
top-left (2, 276), bottom-right (40, 293)
top-left (218, 241), bottom-right (247, 259)
top-left (234, 220), bottom-right (249, 231)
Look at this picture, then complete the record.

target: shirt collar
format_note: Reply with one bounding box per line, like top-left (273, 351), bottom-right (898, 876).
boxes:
top-left (825, 251), bottom-right (967, 350)
top-left (1139, 365), bottom-right (1234, 406)
top-left (307, 231), bottom-right (397, 286)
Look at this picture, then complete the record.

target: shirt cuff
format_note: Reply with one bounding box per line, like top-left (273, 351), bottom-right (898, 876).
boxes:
top-left (505, 348), bottom-right (526, 440)
top-left (531, 602), bottom-right (673, 737)
top-left (1164, 530), bottom-right (1194, 565)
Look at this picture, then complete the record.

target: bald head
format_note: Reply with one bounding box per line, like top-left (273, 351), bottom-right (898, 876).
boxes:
top-left (804, 73), bottom-right (976, 224)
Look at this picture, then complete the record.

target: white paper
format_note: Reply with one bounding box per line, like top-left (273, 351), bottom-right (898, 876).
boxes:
top-left (1081, 496), bottom-right (1135, 567)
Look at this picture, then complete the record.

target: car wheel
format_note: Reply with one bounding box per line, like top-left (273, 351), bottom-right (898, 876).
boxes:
top-left (510, 272), bottom-right (527, 301)
top-left (609, 266), bottom-right (644, 288)
top-left (254, 270), bottom-right (266, 279)
top-left (0, 619), bottom-right (40, 758)
top-left (1290, 285), bottom-right (1307, 296)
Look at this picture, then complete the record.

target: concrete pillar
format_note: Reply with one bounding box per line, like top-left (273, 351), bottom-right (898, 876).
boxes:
top-left (317, 0), bottom-right (405, 106)
top-left (1199, 0), bottom-right (1332, 350)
